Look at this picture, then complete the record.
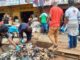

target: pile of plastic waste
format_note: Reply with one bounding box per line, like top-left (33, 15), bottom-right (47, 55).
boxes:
top-left (0, 39), bottom-right (55, 60)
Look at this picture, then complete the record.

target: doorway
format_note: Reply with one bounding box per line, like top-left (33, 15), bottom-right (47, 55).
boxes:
top-left (0, 13), bottom-right (4, 21)
top-left (20, 11), bottom-right (33, 23)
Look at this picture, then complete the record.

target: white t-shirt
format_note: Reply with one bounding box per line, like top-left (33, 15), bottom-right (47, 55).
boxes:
top-left (31, 21), bottom-right (40, 28)
top-left (65, 6), bottom-right (79, 20)
top-left (31, 21), bottom-right (41, 33)
top-left (65, 6), bottom-right (79, 36)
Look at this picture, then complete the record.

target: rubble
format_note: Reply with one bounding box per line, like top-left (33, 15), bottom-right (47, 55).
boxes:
top-left (0, 43), bottom-right (55, 60)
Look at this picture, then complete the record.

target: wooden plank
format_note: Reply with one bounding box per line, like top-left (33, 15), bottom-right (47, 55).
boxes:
top-left (55, 51), bottom-right (79, 59)
top-left (56, 48), bottom-right (80, 56)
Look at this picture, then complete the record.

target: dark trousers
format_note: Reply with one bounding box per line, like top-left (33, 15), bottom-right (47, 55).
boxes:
top-left (0, 36), bottom-right (2, 46)
top-left (68, 35), bottom-right (77, 48)
top-left (41, 23), bottom-right (48, 33)
top-left (19, 30), bottom-right (32, 41)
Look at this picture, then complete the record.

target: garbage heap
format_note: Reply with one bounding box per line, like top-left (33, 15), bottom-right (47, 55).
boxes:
top-left (0, 43), bottom-right (55, 60)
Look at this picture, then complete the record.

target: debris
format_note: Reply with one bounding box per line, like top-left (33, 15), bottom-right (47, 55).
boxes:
top-left (0, 42), bottom-right (55, 60)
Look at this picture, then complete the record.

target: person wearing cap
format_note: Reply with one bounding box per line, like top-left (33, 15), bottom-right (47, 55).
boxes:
top-left (64, 0), bottom-right (79, 48)
top-left (48, 1), bottom-right (63, 49)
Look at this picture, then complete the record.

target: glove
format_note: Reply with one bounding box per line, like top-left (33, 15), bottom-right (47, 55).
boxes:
top-left (20, 39), bottom-right (25, 44)
top-left (16, 45), bottom-right (21, 52)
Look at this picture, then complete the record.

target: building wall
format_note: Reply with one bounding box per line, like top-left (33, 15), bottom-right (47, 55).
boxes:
top-left (0, 4), bottom-right (40, 21)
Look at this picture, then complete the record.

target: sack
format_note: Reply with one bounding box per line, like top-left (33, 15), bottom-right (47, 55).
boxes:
top-left (60, 25), bottom-right (67, 32)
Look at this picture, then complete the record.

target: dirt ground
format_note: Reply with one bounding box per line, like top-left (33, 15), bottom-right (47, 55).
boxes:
top-left (0, 34), bottom-right (80, 60)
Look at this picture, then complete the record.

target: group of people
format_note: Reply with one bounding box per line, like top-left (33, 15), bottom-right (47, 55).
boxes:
top-left (0, 0), bottom-right (80, 52)
top-left (29, 13), bottom-right (48, 34)
top-left (48, 0), bottom-right (80, 49)
top-left (0, 13), bottom-right (32, 51)
top-left (37, 0), bottom-right (80, 50)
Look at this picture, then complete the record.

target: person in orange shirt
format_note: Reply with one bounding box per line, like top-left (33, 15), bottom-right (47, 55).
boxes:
top-left (48, 2), bottom-right (63, 49)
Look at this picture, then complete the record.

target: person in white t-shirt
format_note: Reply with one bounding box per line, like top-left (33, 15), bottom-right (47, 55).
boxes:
top-left (31, 15), bottom-right (41, 39)
top-left (64, 0), bottom-right (79, 48)
top-left (31, 15), bottom-right (41, 33)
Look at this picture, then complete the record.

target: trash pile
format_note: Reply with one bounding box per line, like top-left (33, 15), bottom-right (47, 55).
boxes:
top-left (0, 43), bottom-right (55, 60)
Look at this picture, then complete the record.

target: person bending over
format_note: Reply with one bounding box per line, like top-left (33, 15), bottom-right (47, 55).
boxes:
top-left (0, 24), bottom-right (20, 50)
top-left (18, 23), bottom-right (32, 43)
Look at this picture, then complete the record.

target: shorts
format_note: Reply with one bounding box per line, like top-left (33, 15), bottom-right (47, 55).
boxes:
top-left (8, 32), bottom-right (14, 38)
top-left (48, 27), bottom-right (59, 38)
top-left (0, 33), bottom-right (10, 45)
top-left (0, 33), bottom-right (9, 38)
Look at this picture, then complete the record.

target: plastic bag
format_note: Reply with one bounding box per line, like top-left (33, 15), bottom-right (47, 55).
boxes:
top-left (60, 25), bottom-right (67, 32)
